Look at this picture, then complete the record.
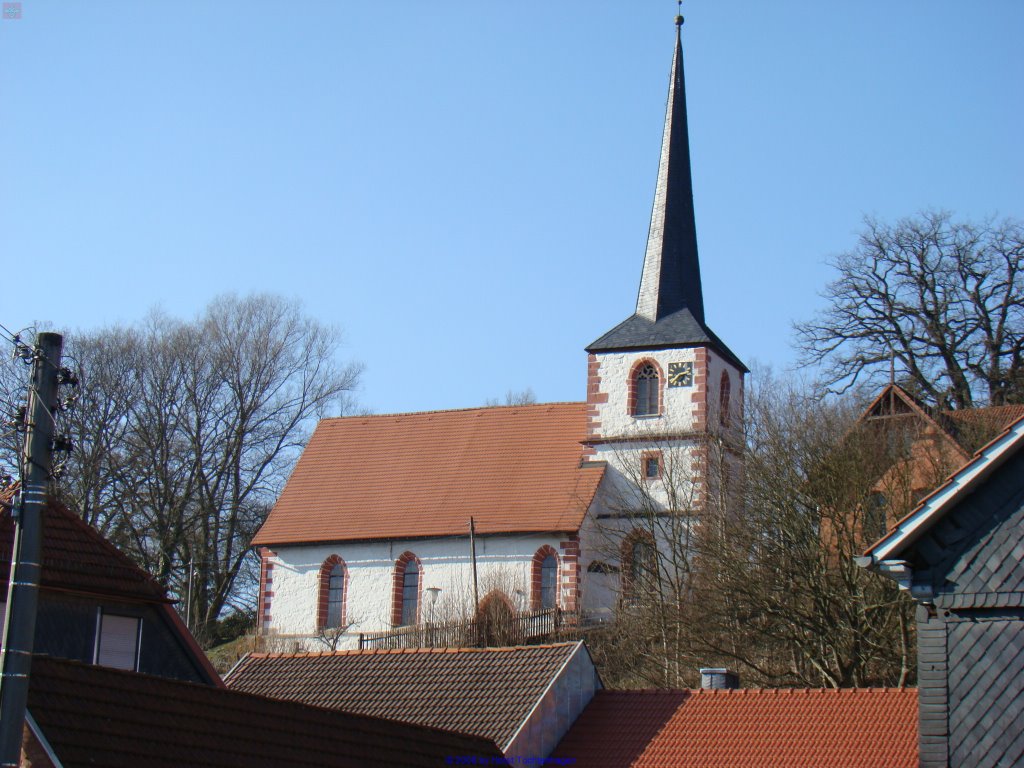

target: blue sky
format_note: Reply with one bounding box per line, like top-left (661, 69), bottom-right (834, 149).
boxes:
top-left (2, 1), bottom-right (1022, 414)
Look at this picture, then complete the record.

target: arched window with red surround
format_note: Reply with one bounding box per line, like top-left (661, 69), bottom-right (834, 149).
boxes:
top-left (317, 555), bottom-right (347, 630)
top-left (392, 552), bottom-right (422, 627)
top-left (719, 371), bottom-right (732, 426)
top-left (620, 530), bottom-right (657, 605)
top-left (531, 546), bottom-right (560, 611)
top-left (631, 360), bottom-right (661, 418)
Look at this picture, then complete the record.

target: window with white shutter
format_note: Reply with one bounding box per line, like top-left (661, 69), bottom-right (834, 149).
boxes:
top-left (95, 612), bottom-right (141, 671)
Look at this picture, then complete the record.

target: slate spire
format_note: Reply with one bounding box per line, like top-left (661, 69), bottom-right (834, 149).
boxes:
top-left (635, 15), bottom-right (704, 324)
top-left (587, 15), bottom-right (745, 372)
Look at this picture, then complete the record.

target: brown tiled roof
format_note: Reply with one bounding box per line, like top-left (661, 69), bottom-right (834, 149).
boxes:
top-left (942, 404), bottom-right (1024, 447)
top-left (551, 688), bottom-right (918, 767)
top-left (0, 496), bottom-right (168, 603)
top-left (225, 642), bottom-right (585, 749)
top-left (862, 384), bottom-right (1024, 452)
top-left (28, 654), bottom-right (502, 767)
top-left (253, 403), bottom-right (606, 545)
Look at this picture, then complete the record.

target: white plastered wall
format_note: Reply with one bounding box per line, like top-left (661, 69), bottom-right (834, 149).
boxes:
top-left (267, 532), bottom-right (572, 646)
top-left (592, 348), bottom-right (701, 436)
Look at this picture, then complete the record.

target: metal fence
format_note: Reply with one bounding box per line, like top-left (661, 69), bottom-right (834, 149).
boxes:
top-left (357, 607), bottom-right (564, 650)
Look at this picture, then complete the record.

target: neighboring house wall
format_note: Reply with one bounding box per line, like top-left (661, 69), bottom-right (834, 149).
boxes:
top-left (503, 642), bottom-right (602, 760)
top-left (267, 533), bottom-right (578, 643)
top-left (909, 449), bottom-right (1024, 768)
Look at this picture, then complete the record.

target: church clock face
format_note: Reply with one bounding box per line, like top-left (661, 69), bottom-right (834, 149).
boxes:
top-left (668, 362), bottom-right (693, 387)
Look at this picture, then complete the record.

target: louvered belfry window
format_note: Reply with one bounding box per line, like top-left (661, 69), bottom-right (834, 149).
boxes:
top-left (634, 364), bottom-right (659, 416)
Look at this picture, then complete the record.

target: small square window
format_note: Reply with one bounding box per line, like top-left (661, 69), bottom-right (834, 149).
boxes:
top-left (644, 455), bottom-right (660, 479)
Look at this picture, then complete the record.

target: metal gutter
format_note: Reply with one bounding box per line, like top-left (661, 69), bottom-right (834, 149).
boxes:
top-left (25, 710), bottom-right (64, 768)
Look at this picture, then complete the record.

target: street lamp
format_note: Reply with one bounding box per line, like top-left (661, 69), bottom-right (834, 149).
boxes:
top-left (426, 587), bottom-right (441, 646)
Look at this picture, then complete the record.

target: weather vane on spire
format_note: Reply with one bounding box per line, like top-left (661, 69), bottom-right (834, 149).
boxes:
top-left (676, 0), bottom-right (683, 27)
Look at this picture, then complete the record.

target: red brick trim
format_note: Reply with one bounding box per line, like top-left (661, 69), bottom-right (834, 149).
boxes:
top-left (392, 551), bottom-right (423, 627)
top-left (628, 358), bottom-right (665, 418)
top-left (641, 450), bottom-right (664, 481)
top-left (691, 348), bottom-right (708, 431)
top-left (257, 547), bottom-right (275, 634)
top-left (586, 354), bottom-right (605, 448)
top-left (558, 535), bottom-right (581, 613)
top-left (316, 554), bottom-right (349, 630)
top-left (530, 545), bottom-right (560, 611)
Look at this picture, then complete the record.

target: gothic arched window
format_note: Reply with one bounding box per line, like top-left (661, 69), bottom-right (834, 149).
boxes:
top-left (317, 556), bottom-right (347, 630)
top-left (531, 546), bottom-right (560, 611)
top-left (621, 531), bottom-right (657, 605)
top-left (393, 553), bottom-right (421, 627)
top-left (633, 363), bottom-right (660, 417)
top-left (719, 371), bottom-right (732, 426)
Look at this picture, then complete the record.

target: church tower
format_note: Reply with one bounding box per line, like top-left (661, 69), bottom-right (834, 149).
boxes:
top-left (584, 14), bottom-right (746, 516)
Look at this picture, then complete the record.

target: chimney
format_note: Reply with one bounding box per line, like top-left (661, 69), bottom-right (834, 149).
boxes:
top-left (699, 668), bottom-right (739, 690)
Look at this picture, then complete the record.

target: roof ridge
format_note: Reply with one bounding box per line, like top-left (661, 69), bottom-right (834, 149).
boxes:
top-left (603, 686), bottom-right (915, 695)
top-left (247, 642), bottom-right (580, 660)
top-left (319, 402), bottom-right (586, 422)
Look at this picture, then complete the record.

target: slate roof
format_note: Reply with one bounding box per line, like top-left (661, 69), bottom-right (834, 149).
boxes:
top-left (28, 654), bottom-right (502, 767)
top-left (253, 403), bottom-right (606, 546)
top-left (0, 494), bottom-right (168, 604)
top-left (551, 688), bottom-right (918, 767)
top-left (224, 642), bottom-right (587, 750)
top-left (587, 308), bottom-right (748, 372)
top-left (586, 24), bottom-right (746, 374)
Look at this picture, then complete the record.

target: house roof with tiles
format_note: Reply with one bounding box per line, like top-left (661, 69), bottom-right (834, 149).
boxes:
top-left (224, 641), bottom-right (593, 750)
top-left (25, 654), bottom-right (502, 767)
top-left (0, 491), bottom-right (169, 604)
top-left (252, 403), bottom-right (606, 546)
top-left (550, 688), bottom-right (918, 767)
top-left (861, 384), bottom-right (1024, 456)
top-left (863, 413), bottom-right (1024, 567)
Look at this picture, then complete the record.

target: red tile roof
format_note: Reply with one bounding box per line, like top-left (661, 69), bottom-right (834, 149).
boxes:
top-left (253, 403), bottom-right (606, 545)
top-left (28, 654), bottom-right (503, 767)
top-left (1, 496), bottom-right (168, 603)
top-left (551, 688), bottom-right (918, 767)
top-left (225, 642), bottom-right (587, 749)
top-left (942, 403), bottom-right (1024, 444)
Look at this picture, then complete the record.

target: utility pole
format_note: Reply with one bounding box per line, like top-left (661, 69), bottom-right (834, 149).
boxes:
top-left (469, 517), bottom-right (480, 646)
top-left (0, 332), bottom-right (63, 767)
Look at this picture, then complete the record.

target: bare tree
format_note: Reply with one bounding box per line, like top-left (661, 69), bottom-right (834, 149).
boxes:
top-left (52, 294), bottom-right (362, 645)
top-left (685, 372), bottom-right (932, 687)
top-left (795, 211), bottom-right (1024, 409)
top-left (589, 420), bottom-right (742, 689)
top-left (589, 370), bottom-right (933, 689)
top-left (484, 388), bottom-right (537, 407)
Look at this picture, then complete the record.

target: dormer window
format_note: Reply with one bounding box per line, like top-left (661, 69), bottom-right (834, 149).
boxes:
top-left (632, 363), bottom-right (660, 417)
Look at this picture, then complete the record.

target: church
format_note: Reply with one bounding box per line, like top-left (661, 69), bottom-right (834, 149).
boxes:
top-left (252, 17), bottom-right (746, 649)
